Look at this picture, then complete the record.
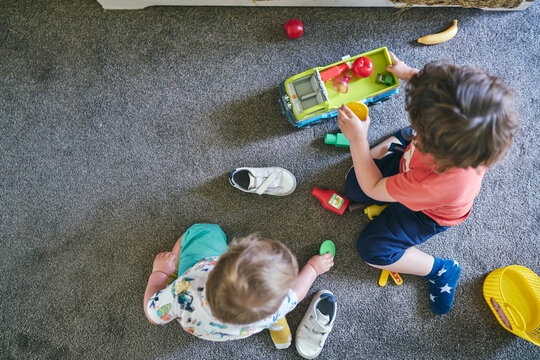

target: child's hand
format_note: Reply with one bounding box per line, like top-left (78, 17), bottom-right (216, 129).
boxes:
top-left (338, 104), bottom-right (370, 143)
top-left (386, 52), bottom-right (418, 82)
top-left (152, 252), bottom-right (177, 275)
top-left (307, 253), bottom-right (334, 275)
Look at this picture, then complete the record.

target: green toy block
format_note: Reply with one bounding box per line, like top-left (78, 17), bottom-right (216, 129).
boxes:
top-left (325, 133), bottom-right (350, 148)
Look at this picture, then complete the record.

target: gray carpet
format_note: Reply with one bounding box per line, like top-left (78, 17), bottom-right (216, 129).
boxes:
top-left (1, 1), bottom-right (539, 359)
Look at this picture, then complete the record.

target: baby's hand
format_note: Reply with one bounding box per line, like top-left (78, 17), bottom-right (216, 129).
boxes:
top-left (152, 252), bottom-right (177, 275)
top-left (386, 52), bottom-right (418, 82)
top-left (338, 104), bottom-right (370, 143)
top-left (307, 253), bottom-right (334, 275)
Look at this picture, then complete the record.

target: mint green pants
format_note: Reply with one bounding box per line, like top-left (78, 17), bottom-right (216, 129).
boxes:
top-left (178, 223), bottom-right (228, 275)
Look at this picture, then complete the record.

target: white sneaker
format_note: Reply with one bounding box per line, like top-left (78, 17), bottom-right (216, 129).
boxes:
top-left (229, 167), bottom-right (297, 196)
top-left (295, 290), bottom-right (337, 359)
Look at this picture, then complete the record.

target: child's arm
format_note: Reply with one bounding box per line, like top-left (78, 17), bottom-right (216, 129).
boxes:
top-left (143, 252), bottom-right (177, 324)
top-left (386, 52), bottom-right (419, 82)
top-left (294, 253), bottom-right (334, 302)
top-left (338, 105), bottom-right (396, 202)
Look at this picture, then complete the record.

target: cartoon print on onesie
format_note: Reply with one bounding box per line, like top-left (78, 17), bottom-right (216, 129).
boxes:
top-left (190, 257), bottom-right (218, 272)
top-left (205, 330), bottom-right (229, 339)
top-left (240, 327), bottom-right (256, 336)
top-left (196, 286), bottom-right (207, 305)
top-left (210, 322), bottom-right (227, 329)
top-left (156, 303), bottom-right (173, 321)
top-left (172, 278), bottom-right (195, 312)
top-left (148, 290), bottom-right (162, 309)
top-left (186, 317), bottom-right (202, 327)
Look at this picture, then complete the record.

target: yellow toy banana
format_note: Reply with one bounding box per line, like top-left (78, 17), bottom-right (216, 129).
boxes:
top-left (418, 20), bottom-right (458, 45)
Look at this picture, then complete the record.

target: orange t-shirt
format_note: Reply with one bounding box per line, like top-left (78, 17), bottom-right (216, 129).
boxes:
top-left (386, 142), bottom-right (485, 226)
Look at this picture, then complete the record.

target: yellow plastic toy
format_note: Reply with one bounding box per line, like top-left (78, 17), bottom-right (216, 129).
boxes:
top-left (483, 265), bottom-right (540, 346)
top-left (346, 101), bottom-right (369, 121)
top-left (166, 271), bottom-right (178, 286)
top-left (269, 317), bottom-right (292, 349)
top-left (379, 270), bottom-right (403, 286)
top-left (364, 204), bottom-right (389, 220)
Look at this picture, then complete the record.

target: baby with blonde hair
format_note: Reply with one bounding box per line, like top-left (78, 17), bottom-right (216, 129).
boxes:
top-left (143, 224), bottom-right (333, 341)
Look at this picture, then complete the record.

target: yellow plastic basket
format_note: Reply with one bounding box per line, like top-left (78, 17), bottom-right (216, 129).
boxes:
top-left (483, 265), bottom-right (540, 346)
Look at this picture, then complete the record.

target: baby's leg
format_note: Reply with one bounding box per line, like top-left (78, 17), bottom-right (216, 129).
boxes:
top-left (378, 248), bottom-right (461, 315)
top-left (164, 234), bottom-right (184, 285)
top-left (171, 233), bottom-right (184, 271)
top-left (356, 203), bottom-right (460, 315)
top-left (370, 247), bottom-right (432, 275)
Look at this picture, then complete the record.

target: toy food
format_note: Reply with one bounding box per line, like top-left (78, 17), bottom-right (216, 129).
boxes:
top-left (346, 101), bottom-right (369, 120)
top-left (312, 187), bottom-right (349, 215)
top-left (320, 63), bottom-right (352, 83)
top-left (378, 270), bottom-right (390, 287)
top-left (378, 270), bottom-right (403, 286)
top-left (331, 73), bottom-right (352, 93)
top-left (332, 77), bottom-right (348, 93)
top-left (417, 20), bottom-right (458, 45)
top-left (284, 19), bottom-right (303, 39)
top-left (352, 57), bottom-right (373, 78)
top-left (364, 204), bottom-right (389, 220)
top-left (319, 240), bottom-right (336, 258)
top-left (389, 271), bottom-right (403, 285)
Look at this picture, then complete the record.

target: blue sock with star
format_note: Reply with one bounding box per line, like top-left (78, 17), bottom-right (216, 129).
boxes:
top-left (425, 257), bottom-right (461, 315)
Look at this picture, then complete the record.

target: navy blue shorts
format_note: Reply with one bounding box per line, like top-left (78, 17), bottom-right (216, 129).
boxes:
top-left (346, 136), bottom-right (449, 266)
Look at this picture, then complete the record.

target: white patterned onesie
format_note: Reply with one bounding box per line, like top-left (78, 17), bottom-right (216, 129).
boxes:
top-left (146, 256), bottom-right (298, 341)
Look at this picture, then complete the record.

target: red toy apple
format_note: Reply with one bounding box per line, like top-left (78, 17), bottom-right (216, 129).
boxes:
top-left (284, 19), bottom-right (303, 39)
top-left (352, 57), bottom-right (374, 78)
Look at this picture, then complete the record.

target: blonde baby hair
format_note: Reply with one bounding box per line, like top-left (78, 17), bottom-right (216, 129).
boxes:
top-left (206, 234), bottom-right (298, 324)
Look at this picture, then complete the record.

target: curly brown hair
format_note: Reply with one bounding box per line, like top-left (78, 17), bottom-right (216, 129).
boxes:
top-left (405, 62), bottom-right (518, 172)
top-left (205, 235), bottom-right (298, 324)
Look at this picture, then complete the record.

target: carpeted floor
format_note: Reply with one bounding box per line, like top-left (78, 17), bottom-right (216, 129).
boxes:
top-left (1, 1), bottom-right (539, 359)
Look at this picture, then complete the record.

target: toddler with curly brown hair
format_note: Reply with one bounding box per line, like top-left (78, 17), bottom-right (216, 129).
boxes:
top-left (339, 53), bottom-right (517, 315)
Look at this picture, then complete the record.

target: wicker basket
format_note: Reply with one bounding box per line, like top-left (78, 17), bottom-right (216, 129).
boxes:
top-left (391, 0), bottom-right (527, 9)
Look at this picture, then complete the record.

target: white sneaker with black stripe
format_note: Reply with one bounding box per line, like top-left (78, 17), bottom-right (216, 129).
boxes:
top-left (229, 167), bottom-right (297, 196)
